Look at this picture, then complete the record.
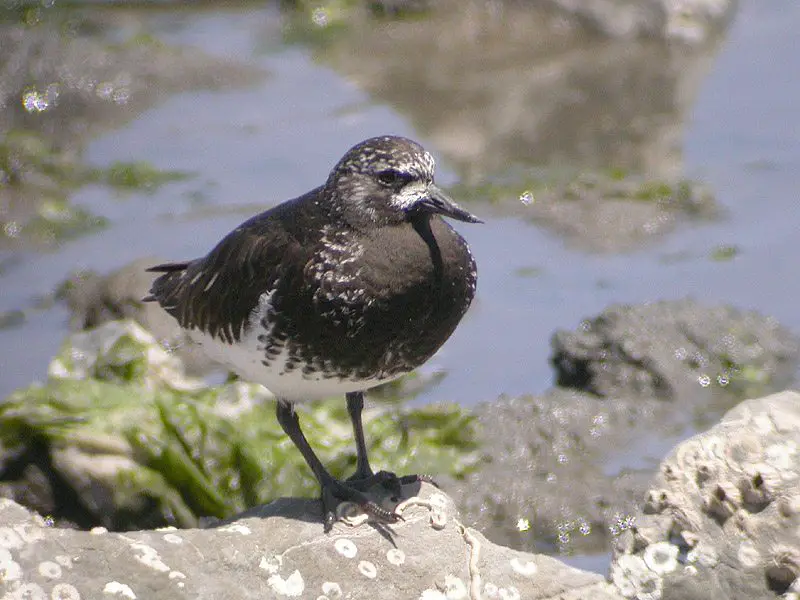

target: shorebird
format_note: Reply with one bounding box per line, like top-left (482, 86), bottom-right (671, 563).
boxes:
top-left (145, 136), bottom-right (479, 528)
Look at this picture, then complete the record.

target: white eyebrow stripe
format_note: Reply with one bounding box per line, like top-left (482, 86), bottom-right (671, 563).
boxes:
top-left (390, 181), bottom-right (428, 210)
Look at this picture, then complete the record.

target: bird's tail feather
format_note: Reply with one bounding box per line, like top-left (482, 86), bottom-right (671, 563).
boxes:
top-left (142, 261), bottom-right (191, 303)
top-left (146, 261), bottom-right (191, 273)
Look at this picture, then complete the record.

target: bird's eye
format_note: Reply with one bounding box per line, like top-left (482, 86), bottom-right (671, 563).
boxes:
top-left (376, 169), bottom-right (407, 187)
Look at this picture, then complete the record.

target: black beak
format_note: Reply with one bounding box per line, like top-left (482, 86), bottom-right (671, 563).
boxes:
top-left (412, 184), bottom-right (483, 223)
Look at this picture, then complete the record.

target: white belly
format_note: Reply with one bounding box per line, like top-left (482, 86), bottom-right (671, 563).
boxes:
top-left (186, 326), bottom-right (402, 402)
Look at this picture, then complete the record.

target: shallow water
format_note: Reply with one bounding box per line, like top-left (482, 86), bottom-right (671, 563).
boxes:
top-left (1, 0), bottom-right (799, 569)
top-left (3, 1), bottom-right (798, 405)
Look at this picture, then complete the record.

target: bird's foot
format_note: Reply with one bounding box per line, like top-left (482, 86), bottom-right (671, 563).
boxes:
top-left (321, 476), bottom-right (399, 532)
top-left (322, 471), bottom-right (438, 531)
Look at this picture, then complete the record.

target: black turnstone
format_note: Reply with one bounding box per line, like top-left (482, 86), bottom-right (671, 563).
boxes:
top-left (144, 135), bottom-right (479, 528)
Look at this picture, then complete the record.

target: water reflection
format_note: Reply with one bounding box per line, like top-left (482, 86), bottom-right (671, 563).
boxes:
top-left (306, 2), bottom-right (733, 181)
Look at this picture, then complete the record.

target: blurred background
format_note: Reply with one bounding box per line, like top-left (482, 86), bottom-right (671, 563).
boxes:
top-left (1, 0), bottom-right (798, 576)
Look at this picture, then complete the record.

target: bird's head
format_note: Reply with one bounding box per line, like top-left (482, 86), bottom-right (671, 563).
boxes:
top-left (325, 136), bottom-right (482, 227)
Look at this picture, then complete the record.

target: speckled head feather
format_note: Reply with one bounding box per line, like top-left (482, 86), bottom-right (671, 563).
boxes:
top-left (331, 136), bottom-right (436, 182)
top-left (325, 136), bottom-right (442, 226)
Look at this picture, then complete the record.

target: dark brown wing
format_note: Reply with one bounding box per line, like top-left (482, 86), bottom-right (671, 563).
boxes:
top-left (144, 199), bottom-right (311, 344)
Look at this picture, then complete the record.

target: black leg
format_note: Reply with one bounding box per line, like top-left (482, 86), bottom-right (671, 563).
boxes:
top-left (275, 399), bottom-right (399, 530)
top-left (344, 392), bottom-right (420, 500)
top-left (275, 399), bottom-right (336, 485)
top-left (346, 391), bottom-right (373, 480)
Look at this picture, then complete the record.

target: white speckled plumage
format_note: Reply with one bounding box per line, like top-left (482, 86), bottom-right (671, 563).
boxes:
top-left (187, 291), bottom-right (401, 402)
top-left (145, 135), bottom-right (480, 528)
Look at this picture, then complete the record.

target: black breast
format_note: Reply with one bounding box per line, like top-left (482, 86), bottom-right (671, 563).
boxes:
top-left (268, 214), bottom-right (477, 380)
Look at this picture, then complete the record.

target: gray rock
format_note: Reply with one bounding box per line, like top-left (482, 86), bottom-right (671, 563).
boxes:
top-left (551, 299), bottom-right (799, 401)
top-left (0, 483), bottom-right (621, 600)
top-left (611, 390), bottom-right (800, 599)
top-left (2, 391), bottom-right (799, 599)
top-left (454, 301), bottom-right (798, 557)
top-left (57, 259), bottom-right (217, 375)
top-left (540, 0), bottom-right (737, 42)
top-left (455, 389), bottom-right (654, 555)
top-left (520, 175), bottom-right (718, 254)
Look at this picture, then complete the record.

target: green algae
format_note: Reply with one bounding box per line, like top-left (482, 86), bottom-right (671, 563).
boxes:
top-left (0, 131), bottom-right (188, 247)
top-left (1, 320), bottom-right (480, 529)
top-left (710, 244), bottom-right (739, 261)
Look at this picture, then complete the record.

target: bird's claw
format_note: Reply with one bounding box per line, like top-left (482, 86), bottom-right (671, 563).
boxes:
top-left (321, 470), bottom-right (431, 530)
top-left (412, 473), bottom-right (439, 488)
top-left (361, 500), bottom-right (401, 523)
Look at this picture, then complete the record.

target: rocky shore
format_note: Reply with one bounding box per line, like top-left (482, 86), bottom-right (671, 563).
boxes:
top-left (2, 388), bottom-right (797, 599)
